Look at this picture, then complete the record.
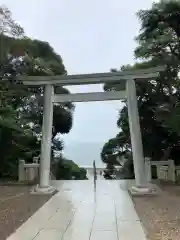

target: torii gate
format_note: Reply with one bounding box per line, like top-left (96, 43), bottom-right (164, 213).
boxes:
top-left (18, 66), bottom-right (163, 194)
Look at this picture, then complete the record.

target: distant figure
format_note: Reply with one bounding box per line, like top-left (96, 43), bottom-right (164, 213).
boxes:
top-left (93, 160), bottom-right (97, 189)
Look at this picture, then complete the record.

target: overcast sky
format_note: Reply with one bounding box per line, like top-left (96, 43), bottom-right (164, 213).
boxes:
top-left (2, 0), bottom-right (155, 166)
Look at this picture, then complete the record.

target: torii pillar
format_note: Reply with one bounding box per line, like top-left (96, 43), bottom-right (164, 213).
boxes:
top-left (31, 84), bottom-right (56, 194)
top-left (126, 79), bottom-right (154, 195)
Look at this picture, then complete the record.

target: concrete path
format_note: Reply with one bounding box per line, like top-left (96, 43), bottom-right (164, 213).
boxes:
top-left (7, 180), bottom-right (147, 240)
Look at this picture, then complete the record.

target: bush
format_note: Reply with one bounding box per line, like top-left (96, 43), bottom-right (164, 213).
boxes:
top-left (54, 157), bottom-right (87, 180)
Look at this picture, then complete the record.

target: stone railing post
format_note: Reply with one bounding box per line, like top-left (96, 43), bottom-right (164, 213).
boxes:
top-left (33, 157), bottom-right (39, 181)
top-left (33, 157), bottom-right (39, 163)
top-left (175, 166), bottom-right (180, 182)
top-left (18, 160), bottom-right (25, 181)
top-left (159, 166), bottom-right (168, 181)
top-left (145, 157), bottom-right (151, 182)
top-left (168, 160), bottom-right (176, 182)
top-left (156, 165), bottom-right (161, 179)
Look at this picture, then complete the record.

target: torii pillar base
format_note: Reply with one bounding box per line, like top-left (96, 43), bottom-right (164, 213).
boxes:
top-left (129, 183), bottom-right (160, 197)
top-left (30, 184), bottom-right (57, 195)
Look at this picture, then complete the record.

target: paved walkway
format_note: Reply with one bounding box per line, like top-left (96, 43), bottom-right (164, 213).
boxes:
top-left (7, 180), bottom-right (147, 240)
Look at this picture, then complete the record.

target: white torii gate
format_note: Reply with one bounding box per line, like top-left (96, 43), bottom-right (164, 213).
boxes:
top-left (18, 66), bottom-right (163, 194)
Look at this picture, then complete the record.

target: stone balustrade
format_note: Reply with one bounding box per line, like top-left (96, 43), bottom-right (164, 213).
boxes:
top-left (18, 158), bottom-right (40, 182)
top-left (145, 158), bottom-right (176, 182)
top-left (19, 157), bottom-right (180, 183)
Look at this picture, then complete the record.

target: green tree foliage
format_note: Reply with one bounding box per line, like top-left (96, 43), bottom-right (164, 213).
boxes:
top-left (101, 1), bottom-right (180, 174)
top-left (101, 137), bottom-right (119, 164)
top-left (53, 156), bottom-right (87, 180)
top-left (136, 0), bottom-right (180, 138)
top-left (100, 131), bottom-right (129, 165)
top-left (0, 5), bottom-right (75, 179)
top-left (103, 163), bottom-right (116, 179)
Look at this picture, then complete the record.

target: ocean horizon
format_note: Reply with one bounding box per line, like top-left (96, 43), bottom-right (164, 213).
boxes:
top-left (62, 141), bottom-right (105, 168)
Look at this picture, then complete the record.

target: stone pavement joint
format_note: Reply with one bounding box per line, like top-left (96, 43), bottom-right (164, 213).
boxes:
top-left (7, 180), bottom-right (147, 240)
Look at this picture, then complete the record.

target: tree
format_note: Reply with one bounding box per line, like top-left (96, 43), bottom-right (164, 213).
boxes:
top-left (136, 1), bottom-right (180, 138)
top-left (101, 137), bottom-right (119, 164)
top-left (103, 163), bottom-right (116, 180)
top-left (0, 5), bottom-right (24, 37)
top-left (0, 6), bottom-right (33, 178)
top-left (100, 130), bottom-right (129, 164)
top-left (101, 1), bottom-right (180, 170)
top-left (134, 0), bottom-right (180, 162)
top-left (0, 5), bottom-right (75, 179)
top-left (53, 156), bottom-right (87, 180)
